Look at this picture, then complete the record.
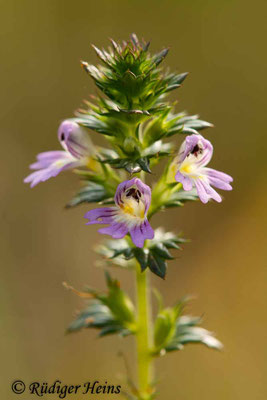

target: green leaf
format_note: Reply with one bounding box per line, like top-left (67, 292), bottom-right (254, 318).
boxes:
top-left (165, 315), bottom-right (223, 352)
top-left (97, 230), bottom-right (185, 279)
top-left (67, 302), bottom-right (114, 333)
top-left (165, 114), bottom-right (213, 137)
top-left (178, 114), bottom-right (213, 130)
top-left (149, 228), bottom-right (187, 251)
top-left (75, 115), bottom-right (115, 136)
top-left (172, 72), bottom-right (188, 85)
top-left (147, 251), bottom-right (166, 279)
top-left (125, 162), bottom-right (141, 174)
top-left (100, 156), bottom-right (152, 174)
top-left (143, 229), bottom-right (188, 278)
top-left (152, 243), bottom-right (174, 260)
top-left (111, 246), bottom-right (133, 260)
top-left (96, 238), bottom-right (137, 269)
top-left (137, 157), bottom-right (151, 173)
top-left (143, 140), bottom-right (173, 158)
top-left (67, 273), bottom-right (136, 337)
top-left (101, 229), bottom-right (186, 279)
top-left (167, 188), bottom-right (198, 207)
top-left (154, 306), bottom-right (181, 349)
top-left (99, 325), bottom-right (130, 337)
top-left (181, 127), bottom-right (199, 135)
top-left (152, 48), bottom-right (169, 66)
top-left (66, 182), bottom-right (113, 208)
top-left (152, 298), bottom-right (223, 355)
top-left (102, 272), bottom-right (136, 325)
top-left (133, 248), bottom-right (148, 272)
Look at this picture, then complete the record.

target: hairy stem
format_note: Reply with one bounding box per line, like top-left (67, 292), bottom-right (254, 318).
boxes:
top-left (135, 266), bottom-right (154, 399)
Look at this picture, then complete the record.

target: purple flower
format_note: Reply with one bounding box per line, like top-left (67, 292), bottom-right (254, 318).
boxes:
top-left (24, 120), bottom-right (94, 187)
top-left (175, 134), bottom-right (233, 203)
top-left (84, 178), bottom-right (154, 248)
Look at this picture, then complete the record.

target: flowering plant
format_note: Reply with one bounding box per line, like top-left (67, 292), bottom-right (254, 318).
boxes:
top-left (25, 34), bottom-right (232, 399)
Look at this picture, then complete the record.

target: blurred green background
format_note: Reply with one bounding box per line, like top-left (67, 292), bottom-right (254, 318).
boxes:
top-left (1, 0), bottom-right (266, 399)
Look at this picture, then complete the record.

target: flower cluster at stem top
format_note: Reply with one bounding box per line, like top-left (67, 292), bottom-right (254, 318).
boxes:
top-left (24, 119), bottom-right (233, 248)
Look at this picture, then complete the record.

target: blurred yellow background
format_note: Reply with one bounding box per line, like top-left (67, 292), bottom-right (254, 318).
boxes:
top-left (1, 0), bottom-right (266, 399)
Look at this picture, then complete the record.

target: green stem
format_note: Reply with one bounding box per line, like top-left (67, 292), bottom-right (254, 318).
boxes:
top-left (135, 266), bottom-right (154, 399)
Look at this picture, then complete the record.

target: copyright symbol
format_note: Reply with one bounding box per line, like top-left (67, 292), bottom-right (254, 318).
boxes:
top-left (11, 380), bottom-right (25, 394)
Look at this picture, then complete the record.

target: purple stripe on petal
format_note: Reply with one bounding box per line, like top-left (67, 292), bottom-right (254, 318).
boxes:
top-left (208, 176), bottom-right (232, 191)
top-left (84, 207), bottom-right (117, 225)
top-left (201, 180), bottom-right (222, 203)
top-left (130, 225), bottom-right (145, 248)
top-left (58, 120), bottom-right (94, 159)
top-left (142, 220), bottom-right (154, 240)
top-left (179, 134), bottom-right (213, 165)
top-left (182, 135), bottom-right (199, 160)
top-left (206, 168), bottom-right (233, 183)
top-left (98, 222), bottom-right (129, 239)
top-left (85, 216), bottom-right (115, 225)
top-left (194, 180), bottom-right (210, 204)
top-left (115, 181), bottom-right (127, 205)
top-left (195, 149), bottom-right (212, 167)
top-left (130, 219), bottom-right (154, 248)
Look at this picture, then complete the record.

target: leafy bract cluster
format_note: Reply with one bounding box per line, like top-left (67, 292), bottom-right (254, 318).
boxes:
top-left (72, 33), bottom-right (211, 176)
top-left (67, 273), bottom-right (222, 355)
top-left (66, 273), bottom-right (135, 337)
top-left (98, 229), bottom-right (187, 279)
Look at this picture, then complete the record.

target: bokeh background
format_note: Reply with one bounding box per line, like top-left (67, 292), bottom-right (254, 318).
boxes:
top-left (1, 0), bottom-right (266, 399)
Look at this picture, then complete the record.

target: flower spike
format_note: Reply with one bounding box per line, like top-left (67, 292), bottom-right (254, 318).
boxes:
top-left (24, 120), bottom-right (95, 187)
top-left (84, 178), bottom-right (154, 248)
top-left (174, 134), bottom-right (233, 203)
